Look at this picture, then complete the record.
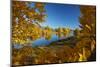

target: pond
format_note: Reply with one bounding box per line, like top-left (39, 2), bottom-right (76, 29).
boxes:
top-left (32, 34), bottom-right (59, 47)
top-left (32, 31), bottom-right (74, 47)
top-left (13, 31), bottom-right (74, 48)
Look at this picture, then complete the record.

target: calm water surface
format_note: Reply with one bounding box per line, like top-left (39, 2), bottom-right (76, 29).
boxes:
top-left (14, 31), bottom-right (74, 48)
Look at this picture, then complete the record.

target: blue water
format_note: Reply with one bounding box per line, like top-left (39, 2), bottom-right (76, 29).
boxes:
top-left (13, 31), bottom-right (74, 48)
top-left (13, 44), bottom-right (23, 49)
top-left (13, 35), bottom-right (59, 48)
top-left (32, 34), bottom-right (59, 47)
top-left (32, 31), bottom-right (74, 47)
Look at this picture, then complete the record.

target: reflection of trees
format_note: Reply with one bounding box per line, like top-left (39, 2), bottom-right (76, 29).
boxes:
top-left (55, 27), bottom-right (71, 38)
top-left (42, 26), bottom-right (52, 40)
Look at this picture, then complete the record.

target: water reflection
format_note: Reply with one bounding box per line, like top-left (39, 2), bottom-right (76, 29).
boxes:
top-left (32, 34), bottom-right (59, 47)
top-left (32, 31), bottom-right (73, 46)
top-left (13, 30), bottom-right (73, 48)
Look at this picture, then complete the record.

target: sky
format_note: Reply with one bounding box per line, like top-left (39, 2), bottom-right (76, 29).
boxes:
top-left (30, 2), bottom-right (81, 29)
